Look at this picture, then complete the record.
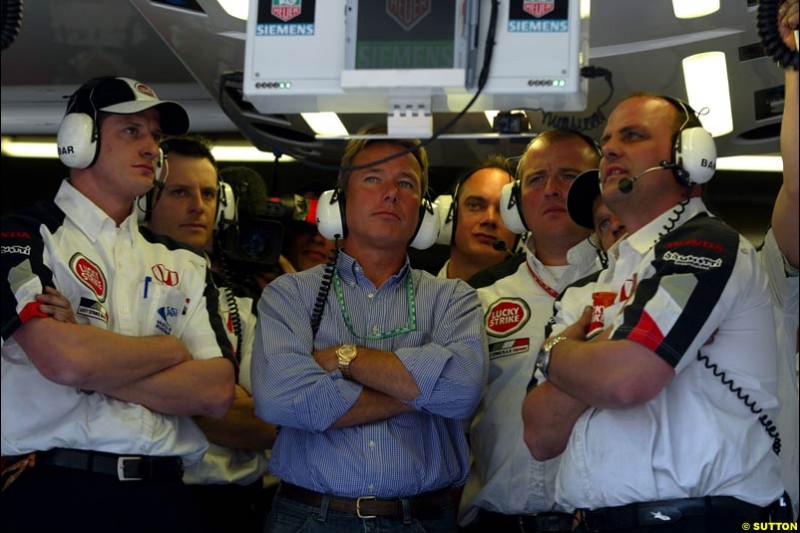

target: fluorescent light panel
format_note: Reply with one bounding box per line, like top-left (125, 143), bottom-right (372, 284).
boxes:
top-left (301, 112), bottom-right (348, 136)
top-left (0, 137), bottom-right (292, 162)
top-left (716, 156), bottom-right (783, 172)
top-left (682, 51), bottom-right (733, 137)
top-left (672, 0), bottom-right (719, 19)
top-left (217, 0), bottom-right (249, 20)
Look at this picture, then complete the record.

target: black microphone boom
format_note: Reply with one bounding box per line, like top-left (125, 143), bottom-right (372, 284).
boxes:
top-left (616, 163), bottom-right (671, 194)
top-left (492, 240), bottom-right (507, 252)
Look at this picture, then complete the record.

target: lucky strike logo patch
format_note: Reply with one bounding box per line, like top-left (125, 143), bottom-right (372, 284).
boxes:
top-left (70, 253), bottom-right (107, 302)
top-left (485, 298), bottom-right (530, 337)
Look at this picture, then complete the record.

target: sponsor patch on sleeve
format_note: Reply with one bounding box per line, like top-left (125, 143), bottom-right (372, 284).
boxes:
top-left (484, 297), bottom-right (531, 337)
top-left (77, 297), bottom-right (109, 324)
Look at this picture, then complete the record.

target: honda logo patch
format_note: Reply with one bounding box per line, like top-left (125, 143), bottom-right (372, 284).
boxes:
top-left (151, 264), bottom-right (180, 287)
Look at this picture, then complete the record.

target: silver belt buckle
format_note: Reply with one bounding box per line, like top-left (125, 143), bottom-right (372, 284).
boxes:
top-left (116, 456), bottom-right (142, 481)
top-left (356, 496), bottom-right (377, 519)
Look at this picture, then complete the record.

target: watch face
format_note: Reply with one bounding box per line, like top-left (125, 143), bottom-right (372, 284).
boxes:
top-left (338, 344), bottom-right (357, 361)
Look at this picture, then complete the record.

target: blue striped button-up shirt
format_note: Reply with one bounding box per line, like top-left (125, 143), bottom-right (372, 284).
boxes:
top-left (252, 251), bottom-right (488, 498)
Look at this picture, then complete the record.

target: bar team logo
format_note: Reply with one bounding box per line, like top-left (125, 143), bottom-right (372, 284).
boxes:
top-left (523, 0), bottom-right (555, 18)
top-left (485, 298), bottom-right (531, 338)
top-left (271, 0), bottom-right (302, 22)
top-left (386, 0), bottom-right (431, 31)
top-left (70, 253), bottom-right (107, 302)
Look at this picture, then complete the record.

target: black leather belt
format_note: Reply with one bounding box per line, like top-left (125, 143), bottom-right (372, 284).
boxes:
top-left (579, 496), bottom-right (769, 532)
top-left (33, 448), bottom-right (183, 482)
top-left (278, 482), bottom-right (453, 520)
top-left (478, 509), bottom-right (575, 532)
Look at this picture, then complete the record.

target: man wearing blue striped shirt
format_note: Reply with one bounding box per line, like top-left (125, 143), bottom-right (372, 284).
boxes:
top-left (251, 132), bottom-right (489, 532)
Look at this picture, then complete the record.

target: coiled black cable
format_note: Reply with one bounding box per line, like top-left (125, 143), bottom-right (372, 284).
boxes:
top-left (696, 350), bottom-right (781, 455)
top-left (757, 0), bottom-right (799, 71)
top-left (218, 254), bottom-right (243, 367)
top-left (310, 239), bottom-right (341, 339)
top-left (1, 0), bottom-right (23, 51)
top-left (525, 65), bottom-right (614, 133)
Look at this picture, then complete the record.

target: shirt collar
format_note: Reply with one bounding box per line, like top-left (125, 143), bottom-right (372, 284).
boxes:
top-left (336, 250), bottom-right (411, 288)
top-left (621, 197), bottom-right (707, 255)
top-left (525, 236), bottom-right (601, 272)
top-left (55, 180), bottom-right (138, 245)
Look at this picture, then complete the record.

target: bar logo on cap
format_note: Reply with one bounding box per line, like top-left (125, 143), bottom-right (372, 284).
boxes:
top-left (134, 82), bottom-right (156, 98)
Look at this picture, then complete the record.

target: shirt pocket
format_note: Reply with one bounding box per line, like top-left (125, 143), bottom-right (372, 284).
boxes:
top-left (137, 280), bottom-right (190, 337)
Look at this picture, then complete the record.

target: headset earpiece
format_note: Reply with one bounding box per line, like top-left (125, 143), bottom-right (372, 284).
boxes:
top-left (499, 180), bottom-right (529, 234)
top-left (434, 194), bottom-right (455, 245)
top-left (673, 127), bottom-right (716, 185)
top-left (409, 195), bottom-right (441, 250)
top-left (316, 189), bottom-right (347, 240)
top-left (57, 112), bottom-right (99, 169)
top-left (215, 180), bottom-right (237, 230)
top-left (663, 96), bottom-right (717, 186)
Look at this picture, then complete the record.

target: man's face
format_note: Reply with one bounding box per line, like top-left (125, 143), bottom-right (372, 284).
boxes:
top-left (591, 196), bottom-right (627, 251)
top-left (453, 167), bottom-right (516, 262)
top-left (344, 142), bottom-right (423, 251)
top-left (286, 223), bottom-right (337, 271)
top-left (599, 97), bottom-right (678, 208)
top-left (147, 152), bottom-right (218, 249)
top-left (91, 109), bottom-right (162, 201)
top-left (518, 136), bottom-right (597, 245)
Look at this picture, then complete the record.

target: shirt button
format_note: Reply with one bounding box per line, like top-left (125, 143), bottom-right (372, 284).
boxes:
top-left (368, 484), bottom-right (374, 492)
top-left (369, 441), bottom-right (375, 448)
top-left (372, 325), bottom-right (379, 333)
top-left (120, 308), bottom-right (128, 315)
top-left (367, 293), bottom-right (374, 299)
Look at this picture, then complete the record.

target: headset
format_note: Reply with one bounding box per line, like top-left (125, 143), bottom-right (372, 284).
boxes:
top-left (316, 187), bottom-right (440, 250)
top-left (500, 130), bottom-right (603, 234)
top-left (434, 162), bottom-right (516, 246)
top-left (137, 151), bottom-right (237, 229)
top-left (660, 96), bottom-right (716, 187)
top-left (56, 76), bottom-right (115, 169)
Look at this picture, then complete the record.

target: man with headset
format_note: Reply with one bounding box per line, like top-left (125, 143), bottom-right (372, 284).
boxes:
top-left (435, 155), bottom-right (518, 281)
top-left (459, 129), bottom-right (605, 532)
top-left (522, 92), bottom-right (786, 531)
top-left (0, 77), bottom-right (235, 533)
top-left (251, 129), bottom-right (488, 532)
top-left (145, 136), bottom-right (277, 533)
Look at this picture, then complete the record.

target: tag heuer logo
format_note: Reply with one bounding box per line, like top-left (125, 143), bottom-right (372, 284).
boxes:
top-left (387, 0), bottom-right (431, 31)
top-left (70, 253), bottom-right (107, 302)
top-left (272, 0), bottom-right (302, 22)
top-left (523, 0), bottom-right (555, 18)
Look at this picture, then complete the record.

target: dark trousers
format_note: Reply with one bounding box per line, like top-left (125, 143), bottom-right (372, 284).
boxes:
top-left (186, 480), bottom-right (277, 533)
top-left (1, 464), bottom-right (211, 533)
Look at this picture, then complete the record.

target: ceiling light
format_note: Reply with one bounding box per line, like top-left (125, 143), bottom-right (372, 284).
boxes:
top-left (217, 0), bottom-right (249, 20)
top-left (0, 137), bottom-right (293, 163)
top-left (212, 144), bottom-right (294, 162)
top-left (672, 0), bottom-right (719, 19)
top-left (1, 137), bottom-right (57, 158)
top-left (715, 155), bottom-right (783, 172)
top-left (682, 51), bottom-right (733, 137)
top-left (301, 112), bottom-right (348, 137)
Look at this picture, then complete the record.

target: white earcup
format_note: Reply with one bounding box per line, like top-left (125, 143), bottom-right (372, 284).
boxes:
top-left (215, 181), bottom-right (238, 230)
top-left (676, 127), bottom-right (716, 185)
top-left (434, 195), bottom-right (454, 245)
top-left (56, 113), bottom-right (97, 169)
top-left (499, 182), bottom-right (528, 234)
top-left (410, 198), bottom-right (441, 250)
top-left (316, 189), bottom-right (345, 240)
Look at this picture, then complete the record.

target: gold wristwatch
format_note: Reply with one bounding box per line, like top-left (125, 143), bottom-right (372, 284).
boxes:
top-left (336, 344), bottom-right (358, 379)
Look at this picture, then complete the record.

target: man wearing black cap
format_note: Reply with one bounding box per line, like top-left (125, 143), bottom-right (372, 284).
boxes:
top-left (566, 169), bottom-right (627, 252)
top-left (0, 77), bottom-right (235, 533)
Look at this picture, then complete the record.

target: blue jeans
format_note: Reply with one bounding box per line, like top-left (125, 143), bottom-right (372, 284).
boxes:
top-left (263, 494), bottom-right (458, 533)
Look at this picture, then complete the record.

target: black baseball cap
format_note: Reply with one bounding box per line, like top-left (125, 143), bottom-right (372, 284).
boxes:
top-left (77, 77), bottom-right (190, 135)
top-left (566, 169), bottom-right (601, 230)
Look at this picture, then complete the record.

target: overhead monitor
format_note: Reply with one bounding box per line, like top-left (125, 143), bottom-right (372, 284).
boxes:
top-left (243, 0), bottom-right (588, 118)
